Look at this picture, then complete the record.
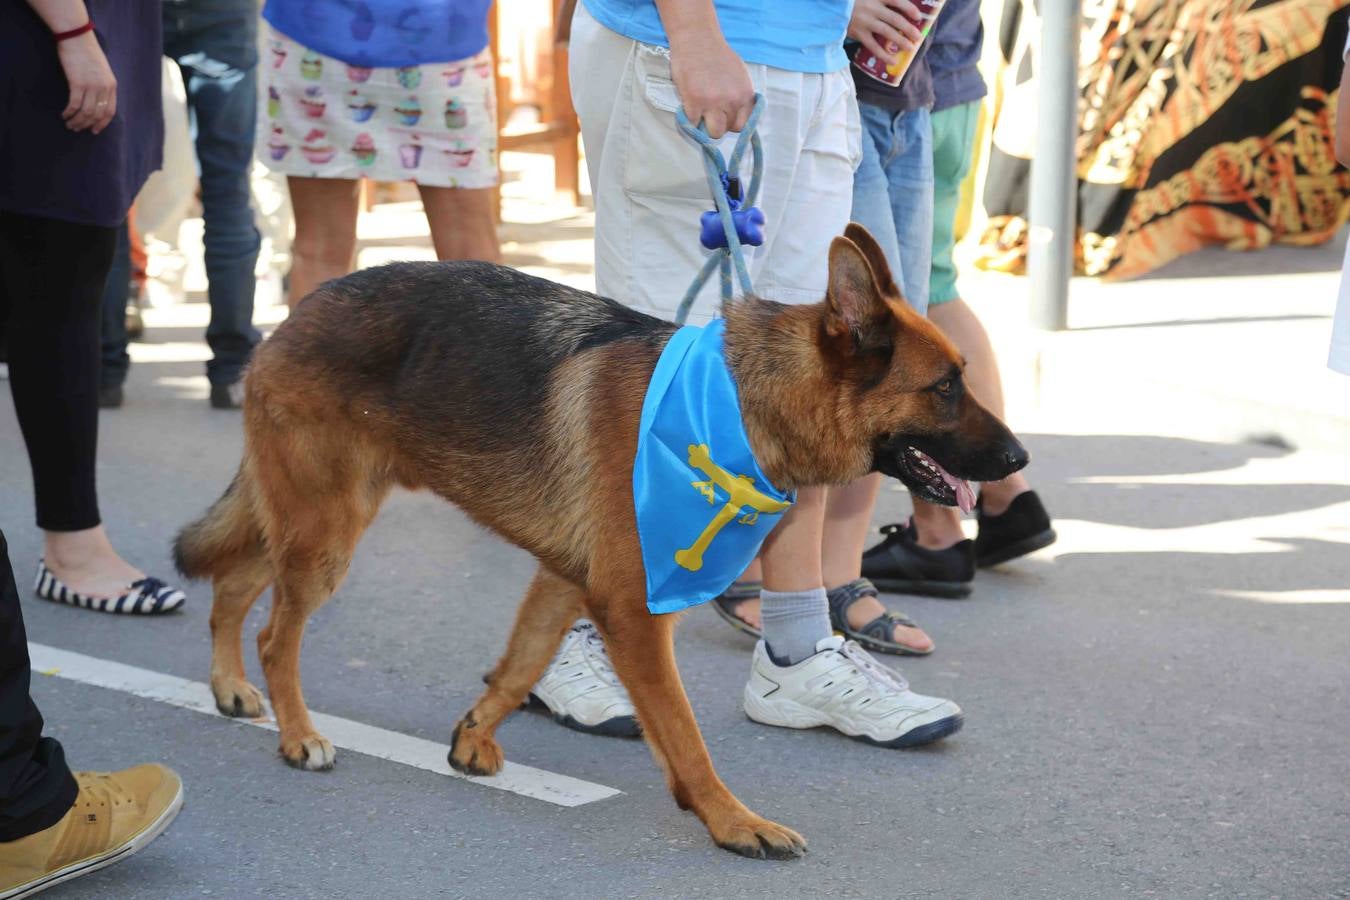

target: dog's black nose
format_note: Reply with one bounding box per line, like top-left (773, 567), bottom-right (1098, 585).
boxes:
top-left (1004, 443), bottom-right (1029, 473)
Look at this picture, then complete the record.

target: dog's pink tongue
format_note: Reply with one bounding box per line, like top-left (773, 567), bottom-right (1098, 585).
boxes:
top-left (938, 468), bottom-right (976, 514)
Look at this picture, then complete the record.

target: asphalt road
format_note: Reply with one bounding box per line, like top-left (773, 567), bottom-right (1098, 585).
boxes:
top-left (3, 319), bottom-right (1349, 899)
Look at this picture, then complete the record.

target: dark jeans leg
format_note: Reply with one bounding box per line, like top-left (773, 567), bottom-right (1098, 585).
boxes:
top-left (0, 530), bottom-right (78, 842)
top-left (99, 222), bottom-right (133, 390)
top-left (164, 0), bottom-right (262, 388)
top-left (0, 212), bottom-right (115, 532)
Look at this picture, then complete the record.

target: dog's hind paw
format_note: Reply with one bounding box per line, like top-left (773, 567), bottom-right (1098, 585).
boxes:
top-left (212, 676), bottom-right (266, 719)
top-left (448, 717), bottom-right (504, 776)
top-left (280, 733), bottom-right (336, 771)
top-left (710, 815), bottom-right (807, 861)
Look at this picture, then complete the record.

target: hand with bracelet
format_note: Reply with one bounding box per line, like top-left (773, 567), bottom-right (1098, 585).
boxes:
top-left (27, 0), bottom-right (118, 133)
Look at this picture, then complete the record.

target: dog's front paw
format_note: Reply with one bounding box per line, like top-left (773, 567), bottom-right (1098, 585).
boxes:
top-left (212, 676), bottom-right (266, 719)
top-left (448, 717), bottom-right (503, 776)
top-left (708, 813), bottom-right (806, 861)
top-left (280, 732), bottom-right (336, 771)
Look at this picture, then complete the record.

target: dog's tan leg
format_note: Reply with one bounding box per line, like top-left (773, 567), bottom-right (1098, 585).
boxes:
top-left (254, 446), bottom-right (389, 771)
top-left (209, 551), bottom-right (271, 719)
top-left (449, 566), bottom-right (584, 776)
top-left (258, 546), bottom-right (357, 771)
top-left (597, 607), bottom-right (806, 860)
top-left (258, 578), bottom-right (331, 770)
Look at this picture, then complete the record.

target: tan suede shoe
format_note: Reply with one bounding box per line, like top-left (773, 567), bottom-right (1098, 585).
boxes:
top-left (0, 764), bottom-right (183, 899)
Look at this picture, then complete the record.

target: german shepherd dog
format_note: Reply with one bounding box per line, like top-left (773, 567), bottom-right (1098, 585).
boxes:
top-left (174, 224), bottom-right (1027, 859)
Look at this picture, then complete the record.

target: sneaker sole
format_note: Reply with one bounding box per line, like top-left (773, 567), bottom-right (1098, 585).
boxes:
top-left (977, 528), bottom-right (1057, 569)
top-left (524, 693), bottom-right (642, 738)
top-left (2, 779), bottom-right (183, 900)
top-left (849, 713), bottom-right (964, 748)
top-left (744, 692), bottom-right (963, 749)
top-left (866, 576), bottom-right (972, 599)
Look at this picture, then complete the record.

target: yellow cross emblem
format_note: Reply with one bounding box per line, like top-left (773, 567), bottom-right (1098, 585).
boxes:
top-left (674, 444), bottom-right (790, 572)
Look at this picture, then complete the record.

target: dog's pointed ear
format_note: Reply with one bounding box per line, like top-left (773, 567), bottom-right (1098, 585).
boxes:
top-left (825, 235), bottom-right (893, 353)
top-left (844, 223), bottom-right (902, 301)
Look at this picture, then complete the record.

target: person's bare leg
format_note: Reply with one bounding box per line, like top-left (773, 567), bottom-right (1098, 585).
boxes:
top-left (730, 480), bottom-right (940, 650)
top-left (822, 474), bottom-right (933, 652)
top-left (286, 177), bottom-right (361, 308)
top-left (418, 185), bottom-right (500, 263)
top-left (759, 487), bottom-right (826, 593)
top-left (928, 298), bottom-right (1030, 515)
top-left (43, 526), bottom-right (144, 597)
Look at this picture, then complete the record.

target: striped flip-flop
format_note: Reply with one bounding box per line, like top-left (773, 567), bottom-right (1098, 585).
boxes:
top-left (34, 560), bottom-right (186, 615)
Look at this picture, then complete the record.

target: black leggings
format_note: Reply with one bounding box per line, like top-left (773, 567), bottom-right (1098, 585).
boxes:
top-left (0, 211), bottom-right (116, 532)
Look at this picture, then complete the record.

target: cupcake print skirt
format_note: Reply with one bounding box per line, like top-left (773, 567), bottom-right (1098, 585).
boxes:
top-left (258, 24), bottom-right (498, 188)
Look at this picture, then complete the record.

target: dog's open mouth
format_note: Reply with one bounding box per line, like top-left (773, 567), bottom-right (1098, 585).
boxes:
top-left (897, 447), bottom-right (976, 513)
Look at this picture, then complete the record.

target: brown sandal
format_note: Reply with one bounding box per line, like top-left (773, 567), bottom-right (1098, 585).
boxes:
top-left (710, 580), bottom-right (762, 639)
top-left (827, 578), bottom-right (933, 656)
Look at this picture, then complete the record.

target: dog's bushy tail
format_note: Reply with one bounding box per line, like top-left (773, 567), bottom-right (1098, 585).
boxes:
top-left (173, 467), bottom-right (263, 580)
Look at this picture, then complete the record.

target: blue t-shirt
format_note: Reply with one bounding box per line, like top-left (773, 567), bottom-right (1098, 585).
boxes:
top-left (262, 0), bottom-right (491, 68)
top-left (928, 0), bottom-right (986, 112)
top-left (581, 0), bottom-right (853, 73)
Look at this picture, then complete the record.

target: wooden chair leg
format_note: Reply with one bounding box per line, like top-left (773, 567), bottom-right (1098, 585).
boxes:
top-left (551, 42), bottom-right (580, 207)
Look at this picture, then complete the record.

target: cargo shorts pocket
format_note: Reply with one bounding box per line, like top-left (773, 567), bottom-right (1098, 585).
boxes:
top-left (624, 45), bottom-right (738, 204)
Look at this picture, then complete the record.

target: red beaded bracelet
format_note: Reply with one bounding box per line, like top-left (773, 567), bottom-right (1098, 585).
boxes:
top-left (53, 21), bottom-right (94, 41)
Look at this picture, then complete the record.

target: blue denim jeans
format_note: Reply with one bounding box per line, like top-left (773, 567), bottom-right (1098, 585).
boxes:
top-left (849, 103), bottom-right (934, 315)
top-left (103, 0), bottom-right (262, 388)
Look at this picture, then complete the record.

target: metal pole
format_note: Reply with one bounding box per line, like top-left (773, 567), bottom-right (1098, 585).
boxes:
top-left (1026, 0), bottom-right (1080, 331)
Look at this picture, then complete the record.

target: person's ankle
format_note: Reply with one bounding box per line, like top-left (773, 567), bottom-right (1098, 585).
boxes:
top-left (43, 526), bottom-right (141, 592)
top-left (759, 586), bottom-right (830, 665)
top-left (909, 507), bottom-right (966, 551)
top-left (43, 526), bottom-right (113, 571)
top-left (979, 473), bottom-right (1031, 517)
top-left (841, 591), bottom-right (883, 630)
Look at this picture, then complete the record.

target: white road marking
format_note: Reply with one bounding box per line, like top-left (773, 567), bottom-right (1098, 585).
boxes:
top-left (28, 643), bottom-right (621, 808)
top-left (1216, 589), bottom-right (1350, 605)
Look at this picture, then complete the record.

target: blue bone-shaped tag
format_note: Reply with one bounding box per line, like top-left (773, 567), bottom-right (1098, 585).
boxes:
top-left (699, 174), bottom-right (765, 250)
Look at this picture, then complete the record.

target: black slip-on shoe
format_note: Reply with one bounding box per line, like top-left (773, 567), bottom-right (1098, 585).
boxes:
top-left (975, 491), bottom-right (1057, 568)
top-left (860, 522), bottom-right (975, 598)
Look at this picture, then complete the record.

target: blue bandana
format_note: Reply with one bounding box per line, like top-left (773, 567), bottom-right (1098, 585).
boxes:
top-left (634, 320), bottom-right (794, 615)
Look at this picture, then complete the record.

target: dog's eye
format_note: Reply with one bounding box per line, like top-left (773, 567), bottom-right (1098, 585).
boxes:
top-left (935, 380), bottom-right (953, 395)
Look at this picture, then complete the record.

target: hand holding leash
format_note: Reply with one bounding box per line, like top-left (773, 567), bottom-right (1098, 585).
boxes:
top-left (674, 93), bottom-right (766, 325)
top-left (665, 16), bottom-right (755, 139)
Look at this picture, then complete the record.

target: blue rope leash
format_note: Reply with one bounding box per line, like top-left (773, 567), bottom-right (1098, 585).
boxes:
top-left (672, 94), bottom-right (766, 325)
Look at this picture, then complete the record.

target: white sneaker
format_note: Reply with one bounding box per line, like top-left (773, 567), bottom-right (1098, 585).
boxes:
top-left (528, 622), bottom-right (641, 737)
top-left (743, 635), bottom-right (963, 747)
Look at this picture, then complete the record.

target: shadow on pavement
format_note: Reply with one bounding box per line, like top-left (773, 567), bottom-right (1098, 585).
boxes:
top-left (1134, 234), bottom-right (1345, 280)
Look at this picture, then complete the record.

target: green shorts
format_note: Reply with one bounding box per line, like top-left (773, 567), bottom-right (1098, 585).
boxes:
top-left (929, 101), bottom-right (981, 306)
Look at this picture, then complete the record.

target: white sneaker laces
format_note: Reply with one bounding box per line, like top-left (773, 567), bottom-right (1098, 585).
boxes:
top-left (837, 639), bottom-right (910, 694)
top-left (573, 625), bottom-right (622, 688)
